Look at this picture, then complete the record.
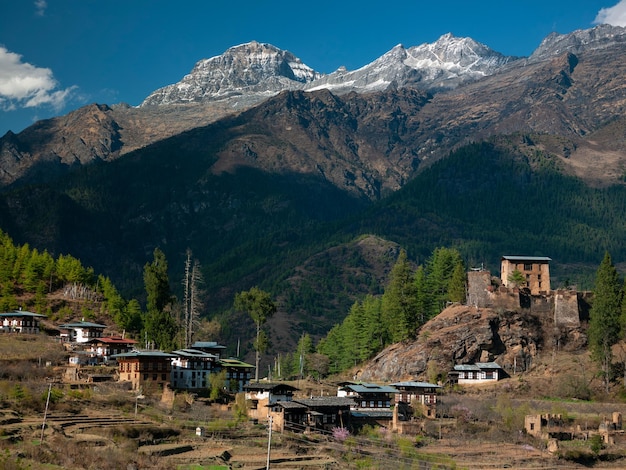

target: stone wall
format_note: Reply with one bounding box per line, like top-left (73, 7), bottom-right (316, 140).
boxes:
top-left (553, 290), bottom-right (580, 326)
top-left (466, 270), bottom-right (580, 326)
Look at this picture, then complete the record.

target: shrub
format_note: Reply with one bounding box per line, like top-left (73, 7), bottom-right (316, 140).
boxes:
top-left (332, 426), bottom-right (350, 442)
top-left (590, 434), bottom-right (604, 454)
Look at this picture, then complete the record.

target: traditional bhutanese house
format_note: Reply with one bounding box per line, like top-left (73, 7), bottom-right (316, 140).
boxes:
top-left (451, 362), bottom-right (503, 385)
top-left (113, 350), bottom-right (174, 392)
top-left (337, 382), bottom-right (398, 410)
top-left (58, 320), bottom-right (107, 343)
top-left (0, 310), bottom-right (46, 334)
top-left (244, 382), bottom-right (298, 422)
top-left (190, 341), bottom-right (227, 359)
top-left (219, 358), bottom-right (254, 392)
top-left (337, 382), bottom-right (397, 427)
top-left (83, 337), bottom-right (137, 363)
top-left (391, 381), bottom-right (441, 418)
top-left (170, 348), bottom-right (219, 391)
top-left (269, 397), bottom-right (354, 433)
top-left (500, 255), bottom-right (551, 295)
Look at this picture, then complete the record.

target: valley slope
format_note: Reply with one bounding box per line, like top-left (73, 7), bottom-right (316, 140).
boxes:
top-left (2, 27), bottom-right (626, 357)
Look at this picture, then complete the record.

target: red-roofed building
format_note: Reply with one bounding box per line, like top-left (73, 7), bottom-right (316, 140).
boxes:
top-left (85, 337), bottom-right (137, 363)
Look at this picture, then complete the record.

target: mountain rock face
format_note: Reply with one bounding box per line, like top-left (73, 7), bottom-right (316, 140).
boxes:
top-left (4, 26), bottom-right (626, 188)
top-left (529, 24), bottom-right (626, 61)
top-left (358, 305), bottom-right (585, 383)
top-left (141, 41), bottom-right (323, 107)
top-left (307, 33), bottom-right (516, 95)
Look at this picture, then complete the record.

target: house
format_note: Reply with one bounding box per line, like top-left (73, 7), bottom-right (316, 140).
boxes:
top-left (0, 310), bottom-right (46, 334)
top-left (501, 255), bottom-right (551, 295)
top-left (244, 382), bottom-right (298, 422)
top-left (391, 381), bottom-right (441, 418)
top-left (113, 350), bottom-right (174, 391)
top-left (190, 341), bottom-right (227, 359)
top-left (170, 348), bottom-right (219, 391)
top-left (269, 397), bottom-right (354, 433)
top-left (83, 337), bottom-right (137, 363)
top-left (219, 358), bottom-right (255, 392)
top-left (451, 362), bottom-right (503, 384)
top-left (337, 382), bottom-right (398, 426)
top-left (58, 320), bottom-right (107, 343)
top-left (337, 382), bottom-right (398, 410)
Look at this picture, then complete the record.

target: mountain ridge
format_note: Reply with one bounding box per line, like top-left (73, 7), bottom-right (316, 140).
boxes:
top-left (2, 25), bottom-right (626, 356)
top-left (2, 25), bottom-right (626, 188)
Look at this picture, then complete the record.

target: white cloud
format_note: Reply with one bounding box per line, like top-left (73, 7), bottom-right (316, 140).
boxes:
top-left (594, 1), bottom-right (626, 26)
top-left (0, 46), bottom-right (74, 111)
top-left (34, 0), bottom-right (47, 17)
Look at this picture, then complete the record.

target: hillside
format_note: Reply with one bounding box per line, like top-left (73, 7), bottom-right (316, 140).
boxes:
top-left (3, 27), bottom-right (626, 358)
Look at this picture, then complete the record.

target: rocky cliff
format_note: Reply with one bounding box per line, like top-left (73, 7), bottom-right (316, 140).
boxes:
top-left (358, 304), bottom-right (586, 383)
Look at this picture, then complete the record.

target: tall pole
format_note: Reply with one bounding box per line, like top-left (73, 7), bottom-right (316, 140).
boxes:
top-left (266, 415), bottom-right (273, 470)
top-left (41, 383), bottom-right (52, 442)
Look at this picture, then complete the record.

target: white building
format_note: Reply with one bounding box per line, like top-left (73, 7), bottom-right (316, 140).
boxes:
top-left (170, 348), bottom-right (219, 391)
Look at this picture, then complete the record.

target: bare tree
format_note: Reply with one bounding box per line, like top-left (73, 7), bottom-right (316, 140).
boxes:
top-left (182, 249), bottom-right (204, 348)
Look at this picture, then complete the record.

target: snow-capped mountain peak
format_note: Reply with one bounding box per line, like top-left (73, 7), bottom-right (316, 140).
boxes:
top-left (306, 33), bottom-right (516, 94)
top-left (141, 41), bottom-right (323, 107)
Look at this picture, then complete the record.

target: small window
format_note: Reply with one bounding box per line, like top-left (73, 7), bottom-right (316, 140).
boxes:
top-left (524, 263), bottom-right (532, 271)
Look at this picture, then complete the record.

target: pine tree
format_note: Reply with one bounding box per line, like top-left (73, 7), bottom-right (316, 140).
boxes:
top-left (589, 252), bottom-right (622, 393)
top-left (234, 287), bottom-right (276, 382)
top-left (143, 248), bottom-right (177, 350)
top-left (424, 247), bottom-right (464, 318)
top-left (448, 261), bottom-right (467, 304)
top-left (381, 250), bottom-right (416, 342)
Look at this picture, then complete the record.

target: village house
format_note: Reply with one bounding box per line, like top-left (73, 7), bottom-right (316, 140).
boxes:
top-left (83, 337), bottom-right (137, 363)
top-left (269, 397), bottom-right (354, 433)
top-left (190, 341), bottom-right (227, 359)
top-left (58, 320), bottom-right (107, 343)
top-left (170, 348), bottom-right (219, 391)
top-left (219, 358), bottom-right (255, 392)
top-left (0, 310), bottom-right (46, 334)
top-left (337, 382), bottom-right (398, 410)
top-left (113, 350), bottom-right (174, 392)
top-left (391, 381), bottom-right (441, 418)
top-left (500, 255), bottom-right (551, 295)
top-left (450, 362), bottom-right (503, 385)
top-left (244, 382), bottom-right (298, 422)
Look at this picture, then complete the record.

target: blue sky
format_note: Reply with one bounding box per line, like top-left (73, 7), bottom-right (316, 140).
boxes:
top-left (0, 0), bottom-right (625, 136)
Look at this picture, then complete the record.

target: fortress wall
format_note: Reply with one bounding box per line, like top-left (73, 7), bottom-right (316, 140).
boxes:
top-left (554, 290), bottom-right (580, 326)
top-left (466, 270), bottom-right (580, 326)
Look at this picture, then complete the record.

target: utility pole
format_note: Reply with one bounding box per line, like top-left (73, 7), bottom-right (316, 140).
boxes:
top-left (266, 415), bottom-right (273, 469)
top-left (41, 383), bottom-right (52, 442)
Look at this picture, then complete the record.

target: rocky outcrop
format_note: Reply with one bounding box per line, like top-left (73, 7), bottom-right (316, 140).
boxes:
top-left (359, 305), bottom-right (547, 382)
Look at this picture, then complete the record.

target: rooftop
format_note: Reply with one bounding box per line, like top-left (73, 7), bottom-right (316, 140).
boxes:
top-left (219, 358), bottom-right (254, 369)
top-left (112, 350), bottom-right (175, 359)
top-left (85, 337), bottom-right (136, 345)
top-left (59, 321), bottom-right (107, 329)
top-left (391, 381), bottom-right (441, 389)
top-left (244, 382), bottom-right (298, 392)
top-left (172, 348), bottom-right (218, 359)
top-left (501, 255), bottom-right (552, 262)
top-left (191, 341), bottom-right (226, 350)
top-left (0, 310), bottom-right (46, 318)
top-left (295, 397), bottom-right (355, 408)
top-left (341, 383), bottom-right (398, 394)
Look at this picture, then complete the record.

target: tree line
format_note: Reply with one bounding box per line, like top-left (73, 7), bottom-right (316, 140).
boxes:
top-left (0, 229), bottom-right (217, 352)
top-left (315, 247), bottom-right (466, 375)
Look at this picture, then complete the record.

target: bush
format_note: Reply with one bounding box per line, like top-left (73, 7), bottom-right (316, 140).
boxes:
top-left (590, 434), bottom-right (604, 454)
